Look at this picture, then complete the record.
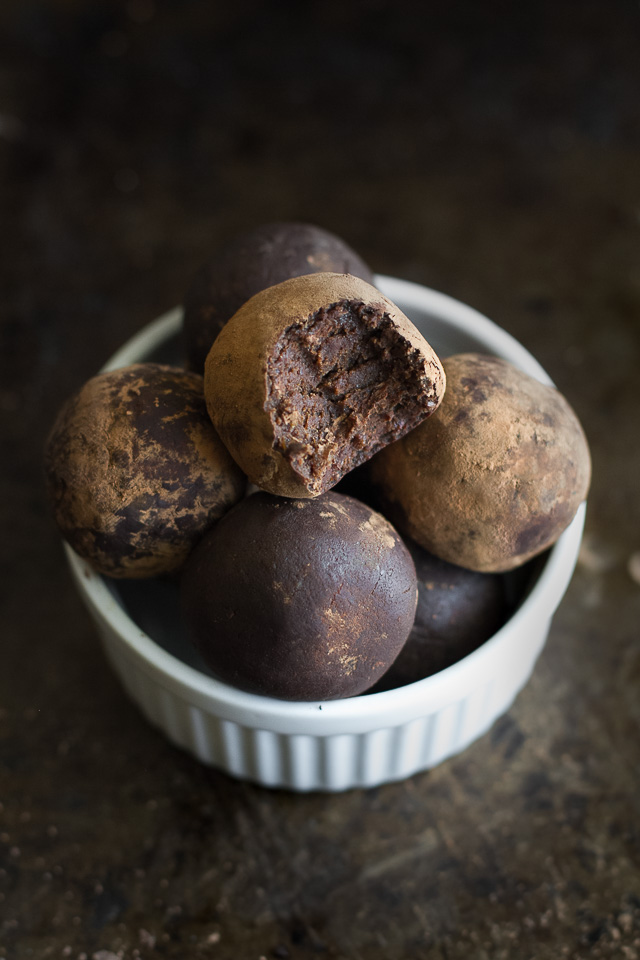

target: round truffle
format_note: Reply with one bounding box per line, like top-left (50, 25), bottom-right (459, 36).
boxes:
top-left (204, 272), bottom-right (446, 498)
top-left (183, 221), bottom-right (374, 371)
top-left (44, 363), bottom-right (246, 578)
top-left (180, 491), bottom-right (418, 701)
top-left (368, 353), bottom-right (591, 572)
top-left (372, 540), bottom-right (507, 691)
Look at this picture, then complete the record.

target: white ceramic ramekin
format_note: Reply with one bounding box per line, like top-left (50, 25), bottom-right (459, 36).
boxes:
top-left (63, 276), bottom-right (586, 792)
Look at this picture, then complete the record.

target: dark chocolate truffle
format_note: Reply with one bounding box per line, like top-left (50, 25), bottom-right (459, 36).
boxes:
top-left (183, 221), bottom-right (375, 371)
top-left (368, 353), bottom-right (591, 572)
top-left (180, 491), bottom-right (418, 701)
top-left (372, 540), bottom-right (507, 691)
top-left (204, 272), bottom-right (446, 498)
top-left (44, 363), bottom-right (246, 578)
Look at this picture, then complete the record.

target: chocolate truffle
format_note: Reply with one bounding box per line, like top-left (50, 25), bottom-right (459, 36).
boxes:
top-left (204, 272), bottom-right (446, 498)
top-left (183, 221), bottom-right (375, 371)
top-left (372, 541), bottom-right (507, 691)
top-left (44, 363), bottom-right (246, 578)
top-left (180, 491), bottom-right (418, 701)
top-left (368, 352), bottom-right (591, 572)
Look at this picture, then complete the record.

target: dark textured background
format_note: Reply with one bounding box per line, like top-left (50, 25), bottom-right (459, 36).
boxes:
top-left (1, 2), bottom-right (640, 958)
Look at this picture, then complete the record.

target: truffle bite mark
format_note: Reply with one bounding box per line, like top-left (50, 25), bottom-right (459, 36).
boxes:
top-left (265, 298), bottom-right (442, 496)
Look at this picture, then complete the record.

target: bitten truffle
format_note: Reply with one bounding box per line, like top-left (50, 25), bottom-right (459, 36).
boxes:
top-left (204, 272), bottom-right (446, 498)
top-left (180, 491), bottom-right (418, 701)
top-left (44, 363), bottom-right (246, 578)
top-left (372, 540), bottom-right (507, 691)
top-left (183, 221), bottom-right (375, 371)
top-left (368, 352), bottom-right (591, 572)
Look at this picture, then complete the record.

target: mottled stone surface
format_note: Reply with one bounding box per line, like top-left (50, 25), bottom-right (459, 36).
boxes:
top-left (1, 2), bottom-right (639, 959)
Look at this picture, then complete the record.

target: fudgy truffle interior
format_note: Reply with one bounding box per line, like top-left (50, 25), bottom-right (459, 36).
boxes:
top-left (265, 299), bottom-right (438, 495)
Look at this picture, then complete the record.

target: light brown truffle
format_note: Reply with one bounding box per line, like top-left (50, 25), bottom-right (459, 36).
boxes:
top-left (368, 353), bottom-right (591, 573)
top-left (44, 363), bottom-right (246, 578)
top-left (203, 272), bottom-right (446, 498)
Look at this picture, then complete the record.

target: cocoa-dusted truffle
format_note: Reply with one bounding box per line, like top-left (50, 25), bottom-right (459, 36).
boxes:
top-left (180, 491), bottom-right (418, 701)
top-left (204, 272), bottom-right (446, 499)
top-left (183, 221), bottom-right (375, 371)
top-left (372, 541), bottom-right (507, 691)
top-left (368, 352), bottom-right (591, 573)
top-left (44, 363), bottom-right (246, 578)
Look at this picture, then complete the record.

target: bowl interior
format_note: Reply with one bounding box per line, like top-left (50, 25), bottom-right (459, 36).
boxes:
top-left (95, 276), bottom-right (564, 696)
top-left (108, 551), bottom-right (546, 686)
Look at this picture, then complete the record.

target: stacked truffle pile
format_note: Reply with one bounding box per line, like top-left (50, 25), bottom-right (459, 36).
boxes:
top-left (44, 222), bottom-right (592, 702)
